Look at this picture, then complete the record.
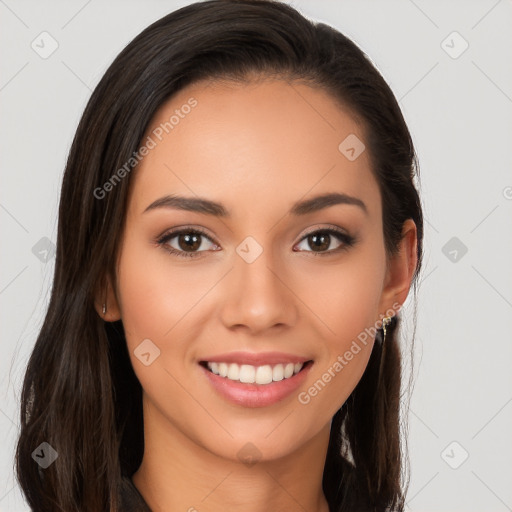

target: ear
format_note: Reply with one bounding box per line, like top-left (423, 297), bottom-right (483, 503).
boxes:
top-left (93, 272), bottom-right (122, 322)
top-left (378, 219), bottom-right (418, 316)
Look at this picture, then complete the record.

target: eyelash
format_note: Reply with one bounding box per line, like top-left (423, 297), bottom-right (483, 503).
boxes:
top-left (156, 226), bottom-right (356, 259)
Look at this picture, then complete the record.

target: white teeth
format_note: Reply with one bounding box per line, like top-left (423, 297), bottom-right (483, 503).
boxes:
top-left (218, 362), bottom-right (228, 377)
top-left (239, 364), bottom-right (255, 383)
top-left (272, 364), bottom-right (284, 381)
top-left (206, 361), bottom-right (304, 384)
top-left (255, 365), bottom-right (273, 385)
top-left (227, 363), bottom-right (239, 380)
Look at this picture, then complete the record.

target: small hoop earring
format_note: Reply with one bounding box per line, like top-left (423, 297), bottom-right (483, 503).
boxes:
top-left (102, 303), bottom-right (107, 315)
top-left (382, 316), bottom-right (392, 342)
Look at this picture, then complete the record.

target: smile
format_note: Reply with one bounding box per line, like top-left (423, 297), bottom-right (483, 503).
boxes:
top-left (199, 358), bottom-right (313, 408)
top-left (205, 361), bottom-right (304, 384)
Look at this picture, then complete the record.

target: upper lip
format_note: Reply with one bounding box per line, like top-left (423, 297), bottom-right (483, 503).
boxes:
top-left (200, 351), bottom-right (311, 366)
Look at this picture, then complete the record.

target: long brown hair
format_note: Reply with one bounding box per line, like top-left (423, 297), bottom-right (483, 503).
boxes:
top-left (15, 1), bottom-right (424, 510)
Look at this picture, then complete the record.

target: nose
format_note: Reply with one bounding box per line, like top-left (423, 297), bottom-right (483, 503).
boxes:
top-left (219, 246), bottom-right (299, 334)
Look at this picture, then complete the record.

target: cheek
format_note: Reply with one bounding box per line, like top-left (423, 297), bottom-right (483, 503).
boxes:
top-left (115, 241), bottom-right (208, 412)
top-left (295, 245), bottom-right (385, 413)
top-left (299, 247), bottom-right (386, 343)
top-left (116, 238), bottom-right (212, 345)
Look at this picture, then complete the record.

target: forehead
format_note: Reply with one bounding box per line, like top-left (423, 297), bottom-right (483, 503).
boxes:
top-left (127, 79), bottom-right (380, 220)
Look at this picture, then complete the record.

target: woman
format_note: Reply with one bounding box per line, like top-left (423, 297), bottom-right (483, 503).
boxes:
top-left (15, 1), bottom-right (423, 510)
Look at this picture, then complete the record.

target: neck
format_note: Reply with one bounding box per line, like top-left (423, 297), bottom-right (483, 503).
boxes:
top-left (132, 399), bottom-right (331, 512)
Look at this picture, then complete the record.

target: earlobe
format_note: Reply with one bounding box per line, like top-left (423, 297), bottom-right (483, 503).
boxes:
top-left (93, 273), bottom-right (122, 322)
top-left (380, 219), bottom-right (418, 313)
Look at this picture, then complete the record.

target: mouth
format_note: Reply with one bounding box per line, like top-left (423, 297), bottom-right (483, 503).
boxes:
top-left (198, 358), bottom-right (314, 408)
top-left (199, 360), bottom-right (312, 385)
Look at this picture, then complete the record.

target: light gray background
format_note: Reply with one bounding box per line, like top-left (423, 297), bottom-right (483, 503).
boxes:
top-left (1, 1), bottom-right (511, 511)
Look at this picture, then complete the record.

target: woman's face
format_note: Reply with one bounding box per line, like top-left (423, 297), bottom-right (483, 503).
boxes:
top-left (108, 79), bottom-right (411, 462)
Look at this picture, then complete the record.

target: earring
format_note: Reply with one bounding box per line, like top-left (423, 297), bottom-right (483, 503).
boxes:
top-left (102, 303), bottom-right (107, 315)
top-left (382, 316), bottom-right (392, 342)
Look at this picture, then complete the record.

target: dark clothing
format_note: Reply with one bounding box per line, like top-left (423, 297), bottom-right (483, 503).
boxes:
top-left (120, 476), bottom-right (152, 512)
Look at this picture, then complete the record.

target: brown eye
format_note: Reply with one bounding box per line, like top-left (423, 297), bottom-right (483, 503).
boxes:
top-left (176, 233), bottom-right (202, 252)
top-left (294, 228), bottom-right (355, 256)
top-left (307, 232), bottom-right (331, 252)
top-left (157, 228), bottom-right (219, 258)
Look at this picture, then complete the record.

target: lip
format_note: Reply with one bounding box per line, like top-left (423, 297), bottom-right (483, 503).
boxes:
top-left (199, 359), bottom-right (313, 408)
top-left (199, 351), bottom-right (310, 366)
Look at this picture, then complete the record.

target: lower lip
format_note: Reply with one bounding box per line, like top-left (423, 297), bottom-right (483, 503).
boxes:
top-left (200, 362), bottom-right (313, 408)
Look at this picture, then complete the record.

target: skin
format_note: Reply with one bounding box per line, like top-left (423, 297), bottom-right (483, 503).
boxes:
top-left (96, 78), bottom-right (417, 512)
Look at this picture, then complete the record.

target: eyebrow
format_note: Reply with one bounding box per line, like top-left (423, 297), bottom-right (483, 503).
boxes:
top-left (143, 192), bottom-right (368, 217)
